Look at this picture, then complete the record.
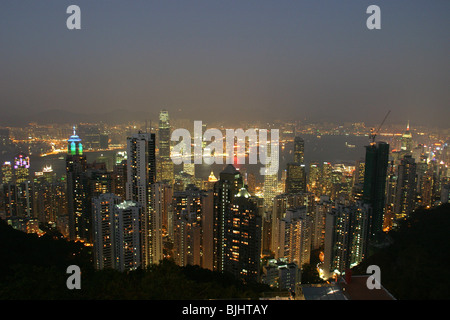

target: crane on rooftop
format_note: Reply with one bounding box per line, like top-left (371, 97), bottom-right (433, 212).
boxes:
top-left (369, 110), bottom-right (391, 145)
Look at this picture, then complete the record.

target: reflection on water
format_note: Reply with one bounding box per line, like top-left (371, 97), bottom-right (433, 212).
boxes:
top-left (31, 134), bottom-right (372, 182)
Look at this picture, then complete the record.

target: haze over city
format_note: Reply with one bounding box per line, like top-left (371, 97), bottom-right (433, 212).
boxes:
top-left (1, 0), bottom-right (449, 127)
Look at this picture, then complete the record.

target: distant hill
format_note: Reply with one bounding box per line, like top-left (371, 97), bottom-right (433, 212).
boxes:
top-left (352, 203), bottom-right (450, 300)
top-left (0, 108), bottom-right (157, 126)
top-left (0, 219), bottom-right (271, 300)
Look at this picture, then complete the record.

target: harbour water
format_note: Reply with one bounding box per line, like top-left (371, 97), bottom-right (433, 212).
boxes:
top-left (29, 134), bottom-right (375, 182)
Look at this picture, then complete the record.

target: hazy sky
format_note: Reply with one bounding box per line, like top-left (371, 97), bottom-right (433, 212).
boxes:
top-left (1, 1), bottom-right (449, 127)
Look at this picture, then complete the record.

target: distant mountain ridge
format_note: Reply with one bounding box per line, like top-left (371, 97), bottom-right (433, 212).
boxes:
top-left (0, 108), bottom-right (157, 126)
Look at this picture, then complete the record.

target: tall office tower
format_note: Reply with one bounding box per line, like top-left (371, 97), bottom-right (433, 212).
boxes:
top-left (158, 110), bottom-right (174, 183)
top-left (213, 164), bottom-right (243, 272)
top-left (126, 131), bottom-right (157, 266)
top-left (285, 163), bottom-right (306, 194)
top-left (1, 162), bottom-right (13, 185)
top-left (322, 202), bottom-right (370, 278)
top-left (286, 136), bottom-right (306, 194)
top-left (66, 127), bottom-right (90, 242)
top-left (224, 187), bottom-right (262, 283)
top-left (274, 206), bottom-right (311, 270)
top-left (353, 159), bottom-right (366, 185)
top-left (394, 155), bottom-right (417, 219)
top-left (384, 160), bottom-right (397, 230)
top-left (93, 193), bottom-right (122, 270)
top-left (263, 169), bottom-right (278, 210)
top-left (420, 168), bottom-right (434, 208)
top-left (320, 162), bottom-right (333, 198)
top-left (158, 110), bottom-right (171, 159)
top-left (293, 136), bottom-right (305, 164)
top-left (112, 159), bottom-right (127, 199)
top-left (307, 162), bottom-right (320, 197)
top-left (311, 195), bottom-right (332, 251)
top-left (351, 159), bottom-right (366, 201)
top-left (14, 153), bottom-right (30, 183)
top-left (362, 141), bottom-right (389, 243)
top-left (400, 121), bottom-right (413, 153)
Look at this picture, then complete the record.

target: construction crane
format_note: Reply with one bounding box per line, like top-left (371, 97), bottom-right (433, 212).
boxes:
top-left (369, 110), bottom-right (391, 145)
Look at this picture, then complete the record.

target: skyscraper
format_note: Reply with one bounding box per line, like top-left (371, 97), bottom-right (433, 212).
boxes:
top-left (394, 155), bottom-right (417, 219)
top-left (158, 110), bottom-right (174, 183)
top-left (285, 163), bottom-right (306, 194)
top-left (1, 162), bottom-right (13, 185)
top-left (362, 141), bottom-right (389, 243)
top-left (14, 153), bottom-right (30, 184)
top-left (224, 187), bottom-right (262, 283)
top-left (126, 131), bottom-right (157, 266)
top-left (93, 194), bottom-right (143, 272)
top-left (401, 122), bottom-right (413, 153)
top-left (213, 164), bottom-right (243, 272)
top-left (93, 193), bottom-right (122, 270)
top-left (293, 136), bottom-right (305, 164)
top-left (66, 127), bottom-right (90, 242)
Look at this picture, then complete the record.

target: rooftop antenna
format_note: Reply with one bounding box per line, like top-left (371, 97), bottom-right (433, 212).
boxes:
top-left (369, 110), bottom-right (391, 145)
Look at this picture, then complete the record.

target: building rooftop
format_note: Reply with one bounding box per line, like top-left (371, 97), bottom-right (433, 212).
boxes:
top-left (339, 275), bottom-right (396, 300)
top-left (299, 284), bottom-right (347, 300)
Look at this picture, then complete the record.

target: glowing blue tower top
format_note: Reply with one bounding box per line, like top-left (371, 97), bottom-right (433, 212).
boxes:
top-left (68, 126), bottom-right (83, 155)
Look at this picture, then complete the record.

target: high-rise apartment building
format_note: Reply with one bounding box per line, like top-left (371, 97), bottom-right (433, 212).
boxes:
top-left (126, 131), bottom-right (157, 266)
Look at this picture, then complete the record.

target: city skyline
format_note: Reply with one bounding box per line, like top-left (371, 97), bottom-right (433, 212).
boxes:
top-left (1, 1), bottom-right (449, 303)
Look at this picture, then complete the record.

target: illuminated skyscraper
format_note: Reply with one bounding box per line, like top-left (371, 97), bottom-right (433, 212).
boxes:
top-left (320, 162), bottom-right (333, 198)
top-left (159, 110), bottom-right (171, 159)
top-left (126, 131), bottom-right (157, 266)
top-left (14, 153), bottom-right (30, 183)
top-left (158, 110), bottom-right (174, 183)
top-left (213, 164), bottom-right (243, 272)
top-left (66, 127), bottom-right (90, 242)
top-left (263, 170), bottom-right (278, 209)
top-left (307, 162), bottom-right (320, 197)
top-left (1, 162), bottom-right (13, 185)
top-left (401, 121), bottom-right (413, 153)
top-left (224, 187), bottom-right (261, 283)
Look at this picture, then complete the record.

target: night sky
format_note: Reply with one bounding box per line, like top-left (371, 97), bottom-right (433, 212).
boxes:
top-left (0, 1), bottom-right (449, 127)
